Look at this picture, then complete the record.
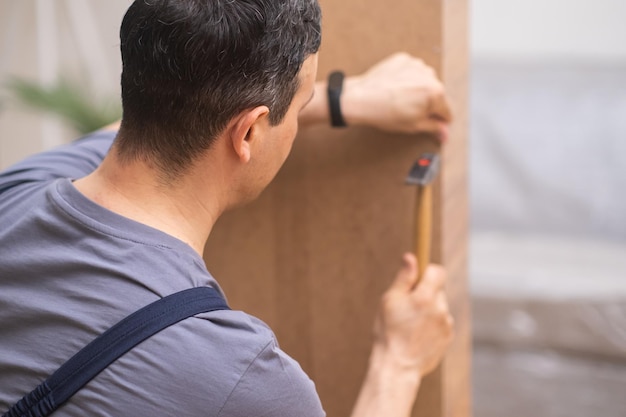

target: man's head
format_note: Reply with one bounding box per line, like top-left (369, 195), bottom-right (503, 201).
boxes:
top-left (115, 0), bottom-right (321, 181)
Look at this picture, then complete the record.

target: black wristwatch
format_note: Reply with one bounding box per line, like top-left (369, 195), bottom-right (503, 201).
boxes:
top-left (327, 71), bottom-right (347, 127)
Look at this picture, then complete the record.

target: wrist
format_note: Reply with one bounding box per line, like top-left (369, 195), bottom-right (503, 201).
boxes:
top-left (339, 75), bottom-right (368, 128)
top-left (352, 344), bottom-right (422, 417)
top-left (369, 342), bottom-right (423, 386)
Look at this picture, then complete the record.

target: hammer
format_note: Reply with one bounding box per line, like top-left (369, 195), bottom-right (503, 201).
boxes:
top-left (405, 153), bottom-right (440, 283)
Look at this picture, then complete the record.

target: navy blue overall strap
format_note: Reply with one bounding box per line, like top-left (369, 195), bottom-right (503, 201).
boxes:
top-left (3, 286), bottom-right (229, 417)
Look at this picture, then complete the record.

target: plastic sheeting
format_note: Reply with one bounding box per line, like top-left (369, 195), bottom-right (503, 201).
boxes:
top-left (469, 60), bottom-right (626, 417)
top-left (471, 232), bottom-right (626, 417)
top-left (470, 60), bottom-right (626, 240)
top-left (473, 346), bottom-right (626, 417)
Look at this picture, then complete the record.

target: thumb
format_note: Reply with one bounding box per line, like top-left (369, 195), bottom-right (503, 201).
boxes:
top-left (390, 253), bottom-right (419, 291)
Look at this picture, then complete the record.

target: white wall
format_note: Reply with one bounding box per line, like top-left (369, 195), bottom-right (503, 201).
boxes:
top-left (0, 0), bottom-right (130, 169)
top-left (471, 0), bottom-right (626, 62)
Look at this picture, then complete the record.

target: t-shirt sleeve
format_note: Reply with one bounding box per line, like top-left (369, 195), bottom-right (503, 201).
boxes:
top-left (0, 130), bottom-right (116, 196)
top-left (218, 339), bottom-right (326, 417)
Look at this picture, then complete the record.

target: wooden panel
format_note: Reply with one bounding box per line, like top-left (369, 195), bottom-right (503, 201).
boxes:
top-left (204, 1), bottom-right (471, 416)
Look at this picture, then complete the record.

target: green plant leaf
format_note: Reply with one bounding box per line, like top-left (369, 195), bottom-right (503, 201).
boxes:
top-left (5, 77), bottom-right (121, 134)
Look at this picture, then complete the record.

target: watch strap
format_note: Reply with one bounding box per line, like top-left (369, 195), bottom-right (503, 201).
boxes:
top-left (327, 71), bottom-right (347, 127)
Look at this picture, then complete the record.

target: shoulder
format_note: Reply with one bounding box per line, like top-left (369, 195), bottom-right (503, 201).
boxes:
top-left (0, 130), bottom-right (115, 198)
top-left (216, 313), bottom-right (326, 417)
top-left (69, 309), bottom-right (325, 417)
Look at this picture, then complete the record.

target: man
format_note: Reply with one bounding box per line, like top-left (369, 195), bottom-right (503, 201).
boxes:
top-left (0, 1), bottom-right (453, 416)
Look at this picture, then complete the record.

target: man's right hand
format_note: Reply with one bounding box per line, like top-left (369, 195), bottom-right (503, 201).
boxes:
top-left (373, 253), bottom-right (454, 376)
top-left (350, 254), bottom-right (454, 417)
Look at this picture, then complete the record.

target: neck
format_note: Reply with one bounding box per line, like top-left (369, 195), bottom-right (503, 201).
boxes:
top-left (74, 149), bottom-right (225, 256)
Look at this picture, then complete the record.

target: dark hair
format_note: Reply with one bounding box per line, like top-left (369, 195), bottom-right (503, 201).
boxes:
top-left (115, 0), bottom-right (321, 180)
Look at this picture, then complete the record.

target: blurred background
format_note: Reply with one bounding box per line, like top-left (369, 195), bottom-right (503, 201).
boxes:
top-left (469, 1), bottom-right (626, 416)
top-left (0, 0), bottom-right (624, 416)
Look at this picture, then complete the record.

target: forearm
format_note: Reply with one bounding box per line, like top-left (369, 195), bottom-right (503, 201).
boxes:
top-left (298, 78), bottom-right (365, 129)
top-left (298, 81), bottom-right (330, 128)
top-left (103, 120), bottom-right (122, 132)
top-left (351, 343), bottom-right (422, 417)
top-left (0, 129), bottom-right (116, 192)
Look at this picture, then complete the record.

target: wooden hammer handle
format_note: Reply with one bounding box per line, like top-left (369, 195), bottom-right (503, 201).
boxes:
top-left (415, 184), bottom-right (433, 282)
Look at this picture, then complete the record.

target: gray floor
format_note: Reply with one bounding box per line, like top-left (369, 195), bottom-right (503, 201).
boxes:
top-left (471, 232), bottom-right (626, 417)
top-left (473, 346), bottom-right (626, 417)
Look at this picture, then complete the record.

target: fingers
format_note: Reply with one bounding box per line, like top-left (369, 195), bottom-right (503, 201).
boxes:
top-left (349, 52), bottom-right (453, 138)
top-left (435, 291), bottom-right (448, 312)
top-left (417, 266), bottom-right (453, 336)
top-left (102, 120), bottom-right (122, 132)
top-left (436, 291), bottom-right (455, 340)
top-left (389, 253), bottom-right (419, 292)
top-left (396, 54), bottom-right (452, 122)
top-left (429, 90), bottom-right (453, 124)
top-left (389, 254), bottom-right (448, 301)
top-left (413, 118), bottom-right (450, 143)
top-left (414, 264), bottom-right (447, 300)
top-left (426, 271), bottom-right (454, 341)
top-left (387, 54), bottom-right (452, 139)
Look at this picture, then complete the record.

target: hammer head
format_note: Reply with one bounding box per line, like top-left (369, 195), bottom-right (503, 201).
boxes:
top-left (405, 153), bottom-right (440, 186)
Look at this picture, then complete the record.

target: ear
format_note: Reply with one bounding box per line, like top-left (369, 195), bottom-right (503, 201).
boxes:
top-left (228, 106), bottom-right (270, 163)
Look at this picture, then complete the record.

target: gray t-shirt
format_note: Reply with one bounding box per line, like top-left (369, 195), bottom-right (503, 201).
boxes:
top-left (0, 131), bottom-right (325, 417)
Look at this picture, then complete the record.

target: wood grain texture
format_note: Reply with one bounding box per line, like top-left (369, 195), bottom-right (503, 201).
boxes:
top-left (204, 1), bottom-right (471, 416)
